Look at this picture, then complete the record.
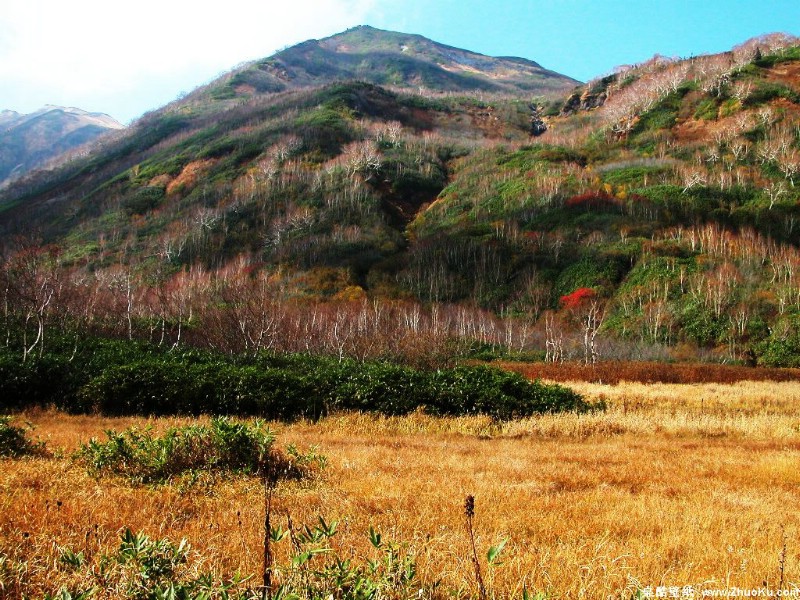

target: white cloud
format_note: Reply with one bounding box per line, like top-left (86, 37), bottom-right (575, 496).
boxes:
top-left (0, 0), bottom-right (377, 122)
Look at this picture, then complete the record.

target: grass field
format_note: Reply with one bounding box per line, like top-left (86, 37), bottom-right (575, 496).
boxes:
top-left (1, 379), bottom-right (800, 598)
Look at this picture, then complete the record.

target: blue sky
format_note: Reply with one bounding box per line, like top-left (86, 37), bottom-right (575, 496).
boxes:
top-left (1, 0), bottom-right (798, 124)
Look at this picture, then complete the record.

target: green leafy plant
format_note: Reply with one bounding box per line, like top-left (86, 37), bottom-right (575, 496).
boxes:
top-left (427, 366), bottom-right (596, 420)
top-left (50, 529), bottom-right (252, 600)
top-left (58, 547), bottom-right (86, 571)
top-left (286, 443), bottom-right (328, 472)
top-left (75, 417), bottom-right (307, 485)
top-left (264, 516), bottom-right (423, 600)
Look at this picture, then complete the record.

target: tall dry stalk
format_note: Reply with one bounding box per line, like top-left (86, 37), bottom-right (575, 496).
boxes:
top-left (778, 527), bottom-right (787, 592)
top-left (465, 495), bottom-right (487, 600)
top-left (262, 469), bottom-right (277, 600)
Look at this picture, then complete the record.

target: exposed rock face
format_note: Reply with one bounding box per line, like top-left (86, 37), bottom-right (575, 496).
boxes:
top-left (560, 74), bottom-right (617, 115)
top-left (529, 104), bottom-right (547, 136)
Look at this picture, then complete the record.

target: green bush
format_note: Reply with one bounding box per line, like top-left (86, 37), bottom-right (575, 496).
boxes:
top-left (76, 360), bottom-right (209, 415)
top-left (753, 46), bottom-right (800, 68)
top-left (679, 301), bottom-right (727, 347)
top-left (504, 144), bottom-right (586, 167)
top-left (266, 516), bottom-right (422, 600)
top-left (756, 316), bottom-right (800, 367)
top-left (76, 359), bottom-right (325, 419)
top-left (554, 257), bottom-right (621, 299)
top-left (233, 366), bottom-right (327, 419)
top-left (229, 66), bottom-right (287, 93)
top-left (327, 362), bottom-right (428, 415)
top-left (0, 417), bottom-right (45, 457)
top-left (633, 91), bottom-right (683, 134)
top-left (427, 366), bottom-right (593, 419)
top-left (43, 511), bottom-right (525, 600)
top-left (46, 519), bottom-right (427, 600)
top-left (744, 82), bottom-right (800, 106)
top-left (693, 98), bottom-right (718, 120)
top-left (122, 185), bottom-right (165, 215)
top-left (0, 351), bottom-right (77, 410)
top-left (295, 106), bottom-right (353, 158)
top-left (462, 342), bottom-right (544, 363)
top-left (601, 164), bottom-right (670, 187)
top-left (75, 417), bottom-right (287, 484)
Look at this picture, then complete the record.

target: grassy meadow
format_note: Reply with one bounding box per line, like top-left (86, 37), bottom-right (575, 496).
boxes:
top-left (1, 378), bottom-right (799, 598)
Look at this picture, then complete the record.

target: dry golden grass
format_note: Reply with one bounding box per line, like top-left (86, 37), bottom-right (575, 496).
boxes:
top-left (2, 381), bottom-right (800, 598)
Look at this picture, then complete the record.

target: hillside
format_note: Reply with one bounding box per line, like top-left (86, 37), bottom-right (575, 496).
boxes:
top-left (0, 106), bottom-right (123, 187)
top-left (0, 26), bottom-right (569, 268)
top-left (410, 34), bottom-right (800, 362)
top-left (1, 32), bottom-right (800, 367)
top-left (0, 83), bottom-right (538, 266)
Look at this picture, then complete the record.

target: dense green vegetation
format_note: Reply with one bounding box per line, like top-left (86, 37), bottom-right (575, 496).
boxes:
top-left (0, 334), bottom-right (592, 419)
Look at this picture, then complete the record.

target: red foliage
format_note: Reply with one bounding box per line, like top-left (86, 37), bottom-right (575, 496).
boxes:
top-left (564, 191), bottom-right (620, 211)
top-left (241, 262), bottom-right (267, 277)
top-left (560, 287), bottom-right (596, 309)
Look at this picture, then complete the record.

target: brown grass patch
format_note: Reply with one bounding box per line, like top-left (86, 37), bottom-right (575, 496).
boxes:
top-left (166, 159), bottom-right (216, 196)
top-left (496, 360), bottom-right (800, 385)
top-left (2, 383), bottom-right (799, 598)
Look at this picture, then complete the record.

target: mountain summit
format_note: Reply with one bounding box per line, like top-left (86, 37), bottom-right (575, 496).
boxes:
top-left (219, 25), bottom-right (579, 98)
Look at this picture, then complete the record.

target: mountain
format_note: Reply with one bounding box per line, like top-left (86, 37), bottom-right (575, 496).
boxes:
top-left (0, 106), bottom-right (124, 187)
top-left (212, 25), bottom-right (579, 99)
top-left (1, 31), bottom-right (800, 366)
top-left (0, 110), bottom-right (22, 128)
top-left (0, 26), bottom-right (575, 245)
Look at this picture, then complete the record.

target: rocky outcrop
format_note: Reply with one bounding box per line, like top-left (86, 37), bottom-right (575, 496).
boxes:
top-left (560, 74), bottom-right (617, 115)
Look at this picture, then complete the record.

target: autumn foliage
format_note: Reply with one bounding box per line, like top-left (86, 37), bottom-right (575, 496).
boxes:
top-left (559, 287), bottom-right (596, 309)
top-left (564, 191), bottom-right (620, 211)
top-left (498, 360), bottom-right (800, 385)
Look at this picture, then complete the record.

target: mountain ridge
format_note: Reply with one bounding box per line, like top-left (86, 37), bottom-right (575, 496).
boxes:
top-left (0, 105), bottom-right (123, 187)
